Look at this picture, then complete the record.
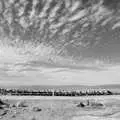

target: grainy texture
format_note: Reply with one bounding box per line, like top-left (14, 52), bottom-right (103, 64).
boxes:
top-left (0, 0), bottom-right (120, 48)
top-left (0, 96), bottom-right (120, 120)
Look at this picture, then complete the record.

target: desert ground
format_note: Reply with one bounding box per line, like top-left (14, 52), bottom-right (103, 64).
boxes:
top-left (0, 96), bottom-right (119, 120)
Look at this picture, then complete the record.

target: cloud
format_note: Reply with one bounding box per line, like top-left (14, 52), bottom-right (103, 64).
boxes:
top-left (112, 22), bottom-right (120, 30)
top-left (68, 9), bottom-right (87, 22)
top-left (0, 56), bottom-right (120, 85)
top-left (0, 0), bottom-right (120, 86)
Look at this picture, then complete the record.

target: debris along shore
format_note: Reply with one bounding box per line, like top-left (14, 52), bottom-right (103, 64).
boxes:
top-left (0, 98), bottom-right (42, 120)
top-left (0, 99), bottom-right (9, 119)
top-left (0, 96), bottom-right (119, 120)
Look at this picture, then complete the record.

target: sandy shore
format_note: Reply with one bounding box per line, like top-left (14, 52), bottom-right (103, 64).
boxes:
top-left (0, 95), bottom-right (119, 120)
top-left (1, 95), bottom-right (120, 100)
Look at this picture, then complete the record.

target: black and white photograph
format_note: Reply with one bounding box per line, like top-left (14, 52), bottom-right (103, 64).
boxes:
top-left (0, 0), bottom-right (120, 119)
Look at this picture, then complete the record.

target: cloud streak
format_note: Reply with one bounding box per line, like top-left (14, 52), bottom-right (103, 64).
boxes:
top-left (0, 62), bottom-right (120, 86)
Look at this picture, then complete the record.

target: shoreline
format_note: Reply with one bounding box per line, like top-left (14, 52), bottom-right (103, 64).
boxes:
top-left (1, 95), bottom-right (120, 100)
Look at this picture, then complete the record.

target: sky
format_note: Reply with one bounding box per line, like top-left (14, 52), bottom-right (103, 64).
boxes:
top-left (0, 41), bottom-right (120, 86)
top-left (0, 0), bottom-right (120, 86)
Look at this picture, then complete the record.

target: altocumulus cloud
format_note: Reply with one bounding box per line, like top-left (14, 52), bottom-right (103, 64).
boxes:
top-left (0, 0), bottom-right (120, 85)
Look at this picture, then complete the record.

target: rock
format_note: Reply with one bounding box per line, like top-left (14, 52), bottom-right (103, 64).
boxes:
top-left (16, 101), bottom-right (27, 108)
top-left (32, 107), bottom-right (42, 112)
top-left (76, 102), bottom-right (85, 108)
top-left (11, 104), bottom-right (16, 108)
top-left (0, 99), bottom-right (9, 108)
top-left (0, 99), bottom-right (9, 106)
top-left (0, 99), bottom-right (5, 105)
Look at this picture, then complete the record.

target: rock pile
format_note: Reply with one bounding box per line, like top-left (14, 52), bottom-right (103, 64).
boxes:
top-left (76, 99), bottom-right (104, 109)
top-left (32, 107), bottom-right (42, 112)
